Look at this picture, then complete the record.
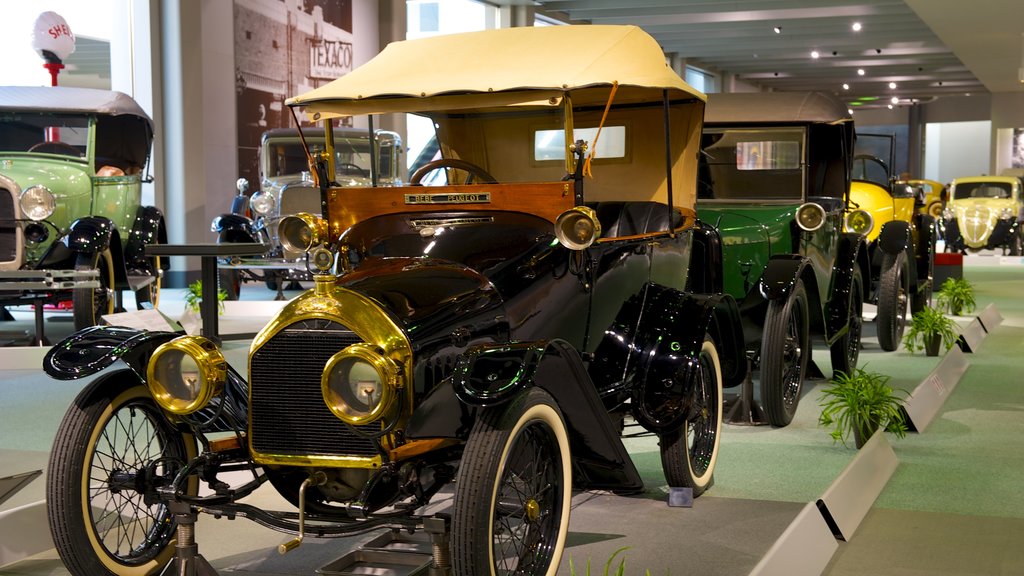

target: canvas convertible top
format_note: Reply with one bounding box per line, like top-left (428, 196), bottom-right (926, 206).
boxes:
top-left (0, 86), bottom-right (153, 128)
top-left (287, 25), bottom-right (705, 117)
top-left (704, 91), bottom-right (851, 125)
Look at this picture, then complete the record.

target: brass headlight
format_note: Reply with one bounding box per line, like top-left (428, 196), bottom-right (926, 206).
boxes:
top-left (147, 336), bottom-right (227, 415)
top-left (796, 202), bottom-right (826, 232)
top-left (322, 343), bottom-right (399, 425)
top-left (279, 212), bottom-right (329, 253)
top-left (555, 205), bottom-right (601, 249)
top-left (844, 209), bottom-right (874, 235)
top-left (20, 185), bottom-right (56, 221)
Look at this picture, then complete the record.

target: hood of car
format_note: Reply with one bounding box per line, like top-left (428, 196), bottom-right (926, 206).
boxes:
top-left (949, 198), bottom-right (1018, 247)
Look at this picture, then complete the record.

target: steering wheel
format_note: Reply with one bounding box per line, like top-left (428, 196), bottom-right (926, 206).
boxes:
top-left (410, 158), bottom-right (498, 185)
top-left (337, 163), bottom-right (368, 177)
top-left (28, 141), bottom-right (81, 156)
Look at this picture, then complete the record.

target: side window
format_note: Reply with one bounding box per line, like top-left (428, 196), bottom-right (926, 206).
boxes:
top-left (534, 125), bottom-right (626, 162)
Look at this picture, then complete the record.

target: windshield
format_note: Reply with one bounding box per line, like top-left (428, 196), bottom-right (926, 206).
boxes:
top-left (699, 127), bottom-right (805, 201)
top-left (953, 181), bottom-right (1013, 200)
top-left (266, 137), bottom-right (377, 179)
top-left (0, 113), bottom-right (90, 159)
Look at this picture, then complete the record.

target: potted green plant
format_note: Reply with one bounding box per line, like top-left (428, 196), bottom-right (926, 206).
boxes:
top-left (570, 547), bottom-right (655, 576)
top-left (936, 277), bottom-right (976, 316)
top-left (180, 280), bottom-right (227, 335)
top-left (818, 368), bottom-right (909, 449)
top-left (903, 307), bottom-right (959, 356)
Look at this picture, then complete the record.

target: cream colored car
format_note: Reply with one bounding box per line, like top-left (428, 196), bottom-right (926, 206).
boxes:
top-left (942, 175), bottom-right (1024, 254)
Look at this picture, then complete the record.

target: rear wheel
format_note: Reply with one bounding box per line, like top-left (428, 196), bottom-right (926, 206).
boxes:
top-left (72, 249), bottom-right (115, 330)
top-left (830, 268), bottom-right (864, 378)
top-left (1009, 230), bottom-right (1023, 256)
top-left (659, 336), bottom-right (723, 495)
top-left (47, 373), bottom-right (196, 576)
top-left (134, 253), bottom-right (161, 309)
top-left (452, 387), bottom-right (571, 576)
top-left (877, 251), bottom-right (910, 351)
top-left (759, 282), bottom-right (810, 427)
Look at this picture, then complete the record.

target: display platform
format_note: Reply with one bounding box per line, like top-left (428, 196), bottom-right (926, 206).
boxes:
top-left (2, 260), bottom-right (1024, 575)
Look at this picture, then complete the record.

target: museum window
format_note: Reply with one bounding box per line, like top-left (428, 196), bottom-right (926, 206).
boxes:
top-left (685, 65), bottom-right (718, 94)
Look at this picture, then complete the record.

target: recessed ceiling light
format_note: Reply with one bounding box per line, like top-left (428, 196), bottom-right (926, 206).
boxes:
top-left (773, 26), bottom-right (782, 34)
top-left (887, 104), bottom-right (893, 109)
top-left (811, 50), bottom-right (820, 59)
top-left (842, 83), bottom-right (850, 90)
top-left (965, 92), bottom-right (971, 97)
top-left (891, 96), bottom-right (899, 104)
top-left (889, 82), bottom-right (897, 89)
top-left (857, 69), bottom-right (865, 76)
top-left (848, 108), bottom-right (854, 114)
top-left (852, 22), bottom-right (862, 32)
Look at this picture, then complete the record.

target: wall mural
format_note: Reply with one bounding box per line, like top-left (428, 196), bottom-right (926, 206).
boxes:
top-left (234, 0), bottom-right (354, 192)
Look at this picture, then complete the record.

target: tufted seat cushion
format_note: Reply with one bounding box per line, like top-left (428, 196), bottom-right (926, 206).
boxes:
top-left (586, 201), bottom-right (683, 238)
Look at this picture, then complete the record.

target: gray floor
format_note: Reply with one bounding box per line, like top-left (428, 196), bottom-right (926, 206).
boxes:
top-left (2, 255), bottom-right (1023, 575)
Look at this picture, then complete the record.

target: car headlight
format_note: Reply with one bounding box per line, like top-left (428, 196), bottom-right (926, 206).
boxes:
top-left (19, 185), bottom-right (56, 221)
top-left (844, 209), bottom-right (874, 235)
top-left (999, 207), bottom-right (1014, 220)
top-left (942, 208), bottom-right (954, 220)
top-left (250, 191), bottom-right (276, 215)
top-left (555, 206), bottom-right (602, 250)
top-left (147, 336), bottom-right (227, 415)
top-left (796, 202), bottom-right (826, 232)
top-left (279, 212), bottom-right (329, 253)
top-left (322, 343), bottom-right (399, 425)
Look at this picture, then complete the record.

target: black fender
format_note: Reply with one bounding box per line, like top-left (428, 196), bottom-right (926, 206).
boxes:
top-left (687, 221), bottom-right (725, 294)
top-left (56, 217), bottom-right (131, 289)
top-left (877, 220), bottom-right (912, 256)
top-left (44, 326), bottom-right (248, 432)
top-left (913, 213), bottom-right (936, 291)
top-left (628, 284), bottom-right (727, 432)
top-left (757, 254), bottom-right (812, 302)
top-left (825, 232), bottom-right (868, 343)
top-left (125, 205), bottom-right (169, 274)
top-left (44, 325), bottom-right (180, 381)
top-left (445, 339), bottom-right (643, 492)
top-left (213, 213), bottom-right (260, 244)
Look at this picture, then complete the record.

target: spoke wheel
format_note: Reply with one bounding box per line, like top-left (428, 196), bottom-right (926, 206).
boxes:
top-left (135, 254), bottom-right (161, 309)
top-left (759, 281), bottom-right (810, 427)
top-left (877, 251), bottom-right (910, 351)
top-left (46, 373), bottom-right (196, 576)
top-left (452, 387), bottom-right (571, 576)
top-left (830, 269), bottom-right (864, 378)
top-left (659, 336), bottom-right (723, 494)
top-left (73, 249), bottom-right (115, 331)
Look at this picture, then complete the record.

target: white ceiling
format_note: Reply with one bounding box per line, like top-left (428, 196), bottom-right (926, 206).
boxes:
top-left (536, 0), bottom-right (1024, 107)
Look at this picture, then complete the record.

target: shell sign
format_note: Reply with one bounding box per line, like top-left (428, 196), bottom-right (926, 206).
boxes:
top-left (32, 11), bottom-right (76, 62)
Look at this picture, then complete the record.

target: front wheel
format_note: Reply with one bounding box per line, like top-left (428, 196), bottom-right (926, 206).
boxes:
top-left (877, 251), bottom-right (910, 351)
top-left (46, 373), bottom-right (197, 576)
top-left (452, 387), bottom-right (572, 576)
top-left (759, 281), bottom-right (810, 427)
top-left (1009, 229), bottom-right (1023, 256)
top-left (72, 249), bottom-right (115, 331)
top-left (659, 336), bottom-right (723, 494)
top-left (830, 268), bottom-right (864, 378)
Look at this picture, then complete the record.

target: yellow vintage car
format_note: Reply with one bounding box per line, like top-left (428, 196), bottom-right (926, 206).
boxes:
top-left (848, 134), bottom-right (936, 352)
top-left (942, 175), bottom-right (1024, 254)
top-left (900, 178), bottom-right (946, 218)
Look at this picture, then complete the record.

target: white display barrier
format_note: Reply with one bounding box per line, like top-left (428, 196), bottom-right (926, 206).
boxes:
top-left (748, 501), bottom-right (839, 576)
top-left (977, 303), bottom-right (1003, 333)
top-left (817, 429), bottom-right (898, 541)
top-left (902, 346), bottom-right (969, 432)
top-left (0, 501), bottom-right (52, 568)
top-left (956, 317), bottom-right (986, 353)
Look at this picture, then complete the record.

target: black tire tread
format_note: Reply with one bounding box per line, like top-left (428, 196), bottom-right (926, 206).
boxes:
top-left (877, 252), bottom-right (908, 351)
top-left (760, 282), bottom-right (809, 427)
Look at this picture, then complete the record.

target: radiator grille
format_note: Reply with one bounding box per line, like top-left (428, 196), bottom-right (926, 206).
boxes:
top-left (0, 188), bottom-right (17, 263)
top-left (250, 319), bottom-right (379, 458)
top-left (279, 185), bottom-right (320, 220)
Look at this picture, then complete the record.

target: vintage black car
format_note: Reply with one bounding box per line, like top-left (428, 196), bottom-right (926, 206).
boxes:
top-left (0, 87), bottom-right (165, 332)
top-left (43, 25), bottom-right (745, 576)
top-left (213, 127), bottom-right (403, 298)
top-left (697, 92), bottom-right (870, 427)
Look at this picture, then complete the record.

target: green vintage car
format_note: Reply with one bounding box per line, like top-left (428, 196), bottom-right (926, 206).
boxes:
top-left (0, 86), bottom-right (165, 332)
top-left (698, 91), bottom-right (871, 426)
